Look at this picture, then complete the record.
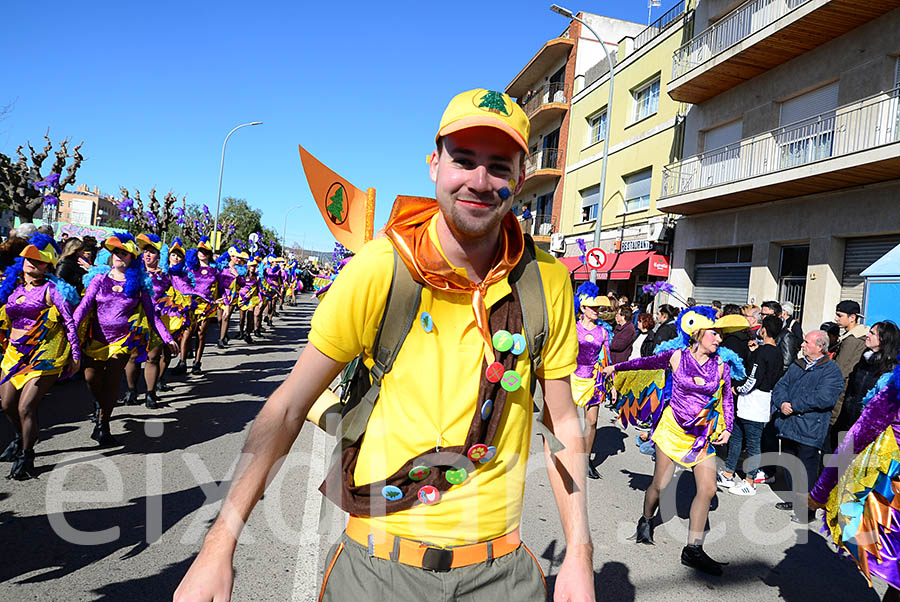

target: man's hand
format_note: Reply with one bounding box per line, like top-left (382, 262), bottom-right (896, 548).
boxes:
top-left (712, 430), bottom-right (731, 445)
top-left (173, 544), bottom-right (235, 602)
top-left (780, 402), bottom-right (793, 415)
top-left (554, 551), bottom-right (594, 602)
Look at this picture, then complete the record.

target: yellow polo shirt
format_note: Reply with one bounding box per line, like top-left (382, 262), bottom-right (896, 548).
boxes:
top-left (309, 217), bottom-right (576, 546)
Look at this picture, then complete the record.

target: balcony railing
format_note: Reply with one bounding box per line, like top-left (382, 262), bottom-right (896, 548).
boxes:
top-left (634, 2), bottom-right (686, 52)
top-left (518, 213), bottom-right (558, 236)
top-left (661, 87), bottom-right (900, 197)
top-left (520, 82), bottom-right (568, 116)
top-left (672, 0), bottom-right (809, 79)
top-left (525, 148), bottom-right (561, 176)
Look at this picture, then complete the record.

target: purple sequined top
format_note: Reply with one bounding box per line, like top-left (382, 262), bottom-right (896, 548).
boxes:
top-left (191, 265), bottom-right (218, 298)
top-left (575, 322), bottom-right (609, 379)
top-left (615, 349), bottom-right (734, 431)
top-left (218, 267), bottom-right (243, 296)
top-left (811, 369), bottom-right (900, 503)
top-left (264, 266), bottom-right (281, 286)
top-left (73, 274), bottom-right (175, 346)
top-left (6, 282), bottom-right (81, 361)
top-left (146, 269), bottom-right (171, 300)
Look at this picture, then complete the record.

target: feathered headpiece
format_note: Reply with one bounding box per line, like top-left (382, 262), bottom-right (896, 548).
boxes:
top-left (20, 232), bottom-right (62, 267)
top-left (574, 281), bottom-right (611, 316)
top-left (136, 233), bottom-right (163, 252)
top-left (104, 232), bottom-right (139, 257)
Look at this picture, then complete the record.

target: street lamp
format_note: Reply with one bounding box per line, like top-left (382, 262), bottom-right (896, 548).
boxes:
top-left (283, 204), bottom-right (303, 256)
top-left (213, 121), bottom-right (262, 252)
top-left (551, 4), bottom-right (615, 283)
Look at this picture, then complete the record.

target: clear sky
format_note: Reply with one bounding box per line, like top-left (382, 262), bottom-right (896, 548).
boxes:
top-left (3, 0), bottom-right (661, 251)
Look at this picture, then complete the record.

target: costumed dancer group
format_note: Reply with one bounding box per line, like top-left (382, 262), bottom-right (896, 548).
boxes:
top-left (0, 231), bottom-right (300, 480)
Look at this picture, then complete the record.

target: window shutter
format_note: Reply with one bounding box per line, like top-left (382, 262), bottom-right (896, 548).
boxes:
top-left (624, 169), bottom-right (652, 201)
top-left (703, 120), bottom-right (742, 152)
top-left (780, 82), bottom-right (839, 126)
top-left (580, 184), bottom-right (601, 208)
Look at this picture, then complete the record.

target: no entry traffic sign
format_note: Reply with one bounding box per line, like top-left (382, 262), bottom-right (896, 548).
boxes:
top-left (586, 247), bottom-right (607, 270)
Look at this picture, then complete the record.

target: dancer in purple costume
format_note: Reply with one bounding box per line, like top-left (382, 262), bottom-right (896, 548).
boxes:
top-left (74, 233), bottom-right (177, 447)
top-left (810, 363), bottom-right (900, 602)
top-left (181, 237), bottom-right (218, 375)
top-left (571, 282), bottom-right (613, 480)
top-left (0, 235), bottom-right (80, 479)
top-left (215, 247), bottom-right (248, 350)
top-left (603, 307), bottom-right (748, 575)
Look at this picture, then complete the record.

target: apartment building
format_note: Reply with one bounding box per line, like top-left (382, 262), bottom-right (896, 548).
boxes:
top-left (505, 14), bottom-right (644, 248)
top-left (660, 0), bottom-right (900, 330)
top-left (56, 185), bottom-right (120, 226)
top-left (557, 2), bottom-right (691, 303)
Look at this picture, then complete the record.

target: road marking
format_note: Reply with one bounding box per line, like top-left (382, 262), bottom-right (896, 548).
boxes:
top-left (291, 426), bottom-right (341, 601)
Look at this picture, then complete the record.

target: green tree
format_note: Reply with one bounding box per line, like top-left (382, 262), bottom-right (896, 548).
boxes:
top-left (326, 186), bottom-right (345, 223)
top-left (477, 91), bottom-right (510, 116)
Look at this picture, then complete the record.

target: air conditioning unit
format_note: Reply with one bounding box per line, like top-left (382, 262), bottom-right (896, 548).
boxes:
top-left (549, 233), bottom-right (565, 252)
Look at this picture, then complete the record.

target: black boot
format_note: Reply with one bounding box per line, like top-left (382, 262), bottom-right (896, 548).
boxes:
top-left (191, 361), bottom-right (202, 375)
top-left (681, 542), bottom-right (726, 576)
top-left (0, 434), bottom-right (22, 462)
top-left (7, 448), bottom-right (37, 480)
top-left (170, 361), bottom-right (187, 376)
top-left (94, 421), bottom-right (119, 448)
top-left (156, 377), bottom-right (170, 392)
top-left (145, 390), bottom-right (159, 409)
top-left (254, 327), bottom-right (262, 337)
top-left (636, 516), bottom-right (654, 545)
top-left (587, 464), bottom-right (601, 480)
top-left (216, 340), bottom-right (227, 349)
top-left (243, 331), bottom-right (253, 344)
top-left (91, 400), bottom-right (101, 425)
top-left (222, 335), bottom-right (230, 345)
top-left (124, 389), bottom-right (139, 406)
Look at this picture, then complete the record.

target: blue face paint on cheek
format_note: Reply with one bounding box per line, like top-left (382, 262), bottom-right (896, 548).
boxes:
top-left (498, 187), bottom-right (511, 200)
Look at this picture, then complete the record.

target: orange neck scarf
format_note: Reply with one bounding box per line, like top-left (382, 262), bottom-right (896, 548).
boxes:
top-left (384, 196), bottom-right (524, 362)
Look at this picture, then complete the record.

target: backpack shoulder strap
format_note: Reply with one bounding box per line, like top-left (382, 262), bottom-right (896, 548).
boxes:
top-left (508, 235), bottom-right (563, 454)
top-left (337, 249), bottom-right (422, 448)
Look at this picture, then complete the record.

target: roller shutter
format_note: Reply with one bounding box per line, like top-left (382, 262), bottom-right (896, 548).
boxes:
top-left (841, 234), bottom-right (900, 305)
top-left (693, 265), bottom-right (751, 305)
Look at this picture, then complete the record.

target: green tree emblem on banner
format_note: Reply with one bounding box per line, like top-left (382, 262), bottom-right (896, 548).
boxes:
top-left (326, 183), bottom-right (348, 225)
top-left (477, 91), bottom-right (511, 116)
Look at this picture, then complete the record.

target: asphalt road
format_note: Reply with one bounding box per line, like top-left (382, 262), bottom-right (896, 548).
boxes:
top-left (0, 296), bottom-right (887, 601)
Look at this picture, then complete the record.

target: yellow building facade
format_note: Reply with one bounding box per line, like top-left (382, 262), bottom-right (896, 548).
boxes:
top-left (558, 3), bottom-right (690, 303)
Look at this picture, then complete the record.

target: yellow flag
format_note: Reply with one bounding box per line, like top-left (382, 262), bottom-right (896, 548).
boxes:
top-left (298, 144), bottom-right (368, 253)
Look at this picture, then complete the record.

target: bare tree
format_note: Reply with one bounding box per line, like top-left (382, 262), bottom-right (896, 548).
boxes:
top-left (0, 131), bottom-right (84, 220)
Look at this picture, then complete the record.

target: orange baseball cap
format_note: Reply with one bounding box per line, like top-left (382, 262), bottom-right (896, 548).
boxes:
top-left (436, 89), bottom-right (530, 154)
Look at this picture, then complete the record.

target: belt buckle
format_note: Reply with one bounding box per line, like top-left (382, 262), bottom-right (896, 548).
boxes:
top-left (421, 546), bottom-right (453, 572)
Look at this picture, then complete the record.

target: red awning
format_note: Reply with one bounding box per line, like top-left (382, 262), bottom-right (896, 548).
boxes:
top-left (559, 251), bottom-right (668, 281)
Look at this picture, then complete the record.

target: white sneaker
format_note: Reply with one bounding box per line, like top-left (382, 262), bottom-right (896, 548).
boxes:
top-left (729, 480), bottom-right (757, 496)
top-left (717, 471), bottom-right (739, 490)
top-left (753, 470), bottom-right (772, 484)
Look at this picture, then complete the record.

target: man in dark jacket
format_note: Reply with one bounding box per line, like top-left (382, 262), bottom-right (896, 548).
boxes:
top-left (654, 304), bottom-right (679, 345)
top-left (762, 301), bottom-right (802, 375)
top-left (771, 330), bottom-right (844, 522)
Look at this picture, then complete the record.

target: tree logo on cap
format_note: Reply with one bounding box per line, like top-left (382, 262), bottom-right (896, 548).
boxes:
top-left (325, 182), bottom-right (349, 225)
top-left (476, 90), bottom-right (511, 116)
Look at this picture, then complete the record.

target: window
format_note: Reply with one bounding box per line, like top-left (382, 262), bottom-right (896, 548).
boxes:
top-left (624, 169), bottom-right (652, 212)
top-left (632, 77), bottom-right (660, 122)
top-left (778, 82), bottom-right (838, 168)
top-left (580, 184), bottom-right (601, 221)
top-left (588, 110), bottom-right (607, 145)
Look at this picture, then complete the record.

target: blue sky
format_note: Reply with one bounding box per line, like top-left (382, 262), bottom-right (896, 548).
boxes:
top-left (3, 0), bottom-right (660, 251)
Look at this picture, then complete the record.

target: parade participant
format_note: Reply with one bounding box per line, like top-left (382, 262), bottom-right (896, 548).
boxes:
top-left (165, 237), bottom-right (198, 377)
top-left (604, 306), bottom-right (748, 575)
top-left (810, 364), bottom-right (900, 602)
top-left (237, 256), bottom-right (262, 344)
top-left (215, 246), bottom-right (248, 350)
top-left (181, 237), bottom-right (218, 375)
top-left (175, 89), bottom-right (593, 602)
top-left (0, 234), bottom-right (81, 479)
top-left (572, 281), bottom-right (612, 480)
top-left (74, 233), bottom-right (177, 446)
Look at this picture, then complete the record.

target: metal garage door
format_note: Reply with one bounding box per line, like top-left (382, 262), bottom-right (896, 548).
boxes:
top-left (693, 265), bottom-right (751, 305)
top-left (841, 234), bottom-right (900, 306)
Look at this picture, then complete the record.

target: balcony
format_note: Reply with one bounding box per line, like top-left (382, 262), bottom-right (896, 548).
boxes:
top-left (519, 83), bottom-right (569, 133)
top-left (659, 87), bottom-right (900, 214)
top-left (518, 213), bottom-right (558, 243)
top-left (668, 0), bottom-right (900, 104)
top-left (633, 2), bottom-right (686, 52)
top-left (507, 37), bottom-right (575, 99)
top-left (521, 148), bottom-right (563, 197)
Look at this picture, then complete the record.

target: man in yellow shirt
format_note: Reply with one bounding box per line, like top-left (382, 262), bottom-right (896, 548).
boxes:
top-left (174, 89), bottom-right (593, 601)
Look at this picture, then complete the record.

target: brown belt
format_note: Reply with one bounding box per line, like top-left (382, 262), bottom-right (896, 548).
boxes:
top-left (345, 516), bottom-right (520, 572)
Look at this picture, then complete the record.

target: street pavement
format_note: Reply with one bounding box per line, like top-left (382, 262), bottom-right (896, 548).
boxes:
top-left (0, 296), bottom-right (887, 601)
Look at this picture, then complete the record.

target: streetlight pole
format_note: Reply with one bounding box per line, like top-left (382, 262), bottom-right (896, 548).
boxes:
top-left (213, 121), bottom-right (262, 253)
top-left (283, 204), bottom-right (302, 256)
top-left (551, 4), bottom-right (614, 284)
